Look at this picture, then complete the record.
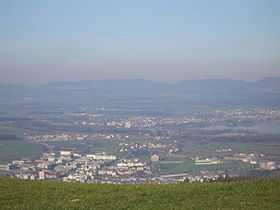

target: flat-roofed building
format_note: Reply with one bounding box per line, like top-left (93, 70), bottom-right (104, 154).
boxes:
top-left (60, 151), bottom-right (72, 156)
top-left (151, 155), bottom-right (160, 162)
top-left (0, 164), bottom-right (10, 171)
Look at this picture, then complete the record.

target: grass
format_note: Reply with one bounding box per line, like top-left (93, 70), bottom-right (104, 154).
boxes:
top-left (87, 139), bottom-right (121, 155)
top-left (0, 126), bottom-right (41, 164)
top-left (0, 127), bottom-right (31, 137)
top-left (183, 140), bottom-right (280, 157)
top-left (43, 139), bottom-right (122, 155)
top-left (41, 140), bottom-right (90, 152)
top-left (157, 160), bottom-right (248, 175)
top-left (0, 140), bottom-right (40, 164)
top-left (158, 161), bottom-right (194, 174)
top-left (0, 178), bottom-right (279, 209)
top-left (131, 155), bottom-right (151, 162)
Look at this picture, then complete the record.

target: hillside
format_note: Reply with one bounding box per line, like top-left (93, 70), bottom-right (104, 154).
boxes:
top-left (0, 178), bottom-right (279, 209)
top-left (1, 78), bottom-right (280, 115)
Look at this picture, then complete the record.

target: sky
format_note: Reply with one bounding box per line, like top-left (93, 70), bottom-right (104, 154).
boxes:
top-left (0, 0), bottom-right (279, 84)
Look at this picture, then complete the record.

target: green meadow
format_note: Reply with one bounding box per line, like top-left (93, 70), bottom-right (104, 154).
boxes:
top-left (0, 178), bottom-right (279, 209)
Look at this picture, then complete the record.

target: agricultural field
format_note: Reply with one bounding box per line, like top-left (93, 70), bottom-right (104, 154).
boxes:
top-left (182, 139), bottom-right (280, 157)
top-left (0, 126), bottom-right (31, 137)
top-left (41, 140), bottom-right (91, 153)
top-left (0, 126), bottom-right (40, 164)
top-left (156, 160), bottom-right (249, 175)
top-left (0, 140), bottom-right (39, 164)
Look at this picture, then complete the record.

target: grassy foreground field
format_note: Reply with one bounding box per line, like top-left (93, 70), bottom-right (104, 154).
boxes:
top-left (0, 178), bottom-right (279, 209)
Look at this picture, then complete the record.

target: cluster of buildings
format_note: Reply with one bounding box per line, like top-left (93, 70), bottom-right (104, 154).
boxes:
top-left (212, 108), bottom-right (280, 122)
top-left (118, 141), bottom-right (178, 154)
top-left (26, 133), bottom-right (89, 141)
top-left (3, 151), bottom-right (158, 184)
top-left (26, 133), bottom-right (130, 142)
top-left (1, 149), bottom-right (279, 184)
top-left (65, 108), bottom-right (280, 131)
top-left (194, 158), bottom-right (221, 165)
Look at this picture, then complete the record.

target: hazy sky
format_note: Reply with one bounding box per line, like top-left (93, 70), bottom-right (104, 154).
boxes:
top-left (0, 0), bottom-right (279, 84)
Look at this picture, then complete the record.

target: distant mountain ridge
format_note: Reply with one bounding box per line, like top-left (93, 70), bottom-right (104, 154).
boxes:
top-left (41, 79), bottom-right (173, 93)
top-left (42, 77), bottom-right (280, 91)
top-left (1, 77), bottom-right (280, 112)
top-left (254, 77), bottom-right (280, 89)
